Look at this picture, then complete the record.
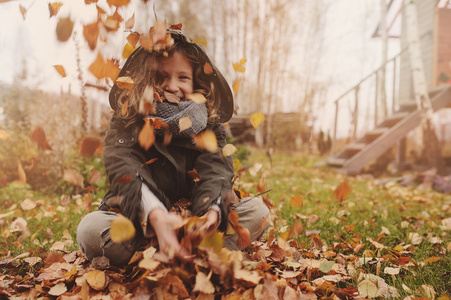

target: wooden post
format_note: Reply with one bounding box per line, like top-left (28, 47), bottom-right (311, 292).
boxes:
top-left (352, 86), bottom-right (359, 141)
top-left (374, 72), bottom-right (379, 127)
top-left (392, 56), bottom-right (397, 114)
top-left (332, 101), bottom-right (339, 155)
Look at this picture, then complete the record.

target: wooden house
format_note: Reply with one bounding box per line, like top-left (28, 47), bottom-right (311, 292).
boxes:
top-left (326, 0), bottom-right (451, 175)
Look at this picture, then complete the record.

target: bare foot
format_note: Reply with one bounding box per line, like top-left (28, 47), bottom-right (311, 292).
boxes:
top-left (148, 209), bottom-right (191, 261)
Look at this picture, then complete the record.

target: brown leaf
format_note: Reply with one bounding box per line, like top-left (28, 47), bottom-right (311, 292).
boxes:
top-left (48, 2), bottom-right (63, 17)
top-left (48, 282), bottom-right (67, 296)
top-left (187, 169), bottom-right (201, 182)
top-left (169, 23), bottom-right (182, 30)
top-left (116, 174), bottom-right (132, 184)
top-left (56, 16), bottom-right (74, 42)
top-left (287, 220), bottom-right (303, 239)
top-left (106, 0), bottom-right (130, 7)
top-left (30, 126), bottom-right (52, 151)
top-left (63, 169), bottom-right (84, 188)
top-left (19, 5), bottom-right (27, 20)
top-left (83, 21), bottom-right (99, 50)
top-left (333, 180), bottom-right (352, 202)
top-left (164, 91), bottom-right (180, 104)
top-left (193, 271), bottom-right (215, 294)
top-left (53, 65), bottom-right (66, 77)
top-left (88, 169), bottom-right (102, 185)
top-left (80, 136), bottom-right (101, 157)
top-left (139, 118), bottom-right (155, 150)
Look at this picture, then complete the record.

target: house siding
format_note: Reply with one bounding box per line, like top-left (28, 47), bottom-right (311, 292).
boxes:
top-left (399, 0), bottom-right (435, 105)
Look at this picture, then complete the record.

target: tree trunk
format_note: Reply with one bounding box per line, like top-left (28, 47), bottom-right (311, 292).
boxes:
top-left (403, 0), bottom-right (441, 169)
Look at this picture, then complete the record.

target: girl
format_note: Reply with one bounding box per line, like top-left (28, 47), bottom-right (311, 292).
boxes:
top-left (77, 29), bottom-right (270, 266)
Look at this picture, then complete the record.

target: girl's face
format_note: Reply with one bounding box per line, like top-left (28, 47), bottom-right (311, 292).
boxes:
top-left (158, 51), bottom-right (194, 100)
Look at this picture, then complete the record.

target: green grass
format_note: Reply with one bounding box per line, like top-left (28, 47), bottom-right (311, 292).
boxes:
top-left (1, 147), bottom-right (450, 297)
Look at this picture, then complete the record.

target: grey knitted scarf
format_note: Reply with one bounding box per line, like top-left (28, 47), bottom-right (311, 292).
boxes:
top-left (154, 101), bottom-right (208, 138)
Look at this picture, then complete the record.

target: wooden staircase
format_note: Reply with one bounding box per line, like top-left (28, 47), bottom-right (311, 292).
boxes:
top-left (327, 85), bottom-right (451, 175)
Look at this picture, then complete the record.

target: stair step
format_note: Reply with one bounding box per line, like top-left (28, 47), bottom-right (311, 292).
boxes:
top-left (326, 157), bottom-right (346, 167)
top-left (381, 112), bottom-right (410, 127)
top-left (345, 143), bottom-right (367, 151)
top-left (398, 101), bottom-right (417, 112)
top-left (366, 127), bottom-right (389, 136)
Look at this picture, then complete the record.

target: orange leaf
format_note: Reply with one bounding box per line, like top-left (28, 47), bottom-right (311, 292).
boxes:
top-left (106, 0), bottom-right (130, 7)
top-left (48, 2), bottom-right (63, 17)
top-left (106, 59), bottom-right (120, 81)
top-left (187, 169), bottom-right (201, 182)
top-left (53, 65), bottom-right (66, 77)
top-left (80, 136), bottom-right (101, 157)
top-left (56, 16), bottom-right (74, 42)
top-left (333, 180), bottom-right (352, 201)
top-left (19, 5), bottom-right (27, 20)
top-left (144, 158), bottom-right (158, 165)
top-left (83, 21), bottom-right (99, 50)
top-left (203, 62), bottom-right (213, 75)
top-left (138, 119), bottom-right (155, 150)
top-left (149, 118), bottom-right (168, 129)
top-left (250, 112), bottom-right (265, 129)
top-left (127, 32), bottom-right (140, 48)
top-left (116, 174), bottom-right (132, 184)
top-left (169, 23), bottom-right (182, 30)
top-left (236, 226), bottom-right (251, 249)
top-left (232, 79), bottom-right (240, 95)
top-left (121, 99), bottom-right (129, 116)
top-left (116, 76), bottom-right (134, 90)
top-left (193, 130), bottom-right (218, 153)
top-left (289, 195), bottom-right (303, 208)
top-left (30, 127), bottom-right (52, 151)
top-left (89, 53), bottom-right (107, 79)
top-left (228, 210), bottom-right (239, 228)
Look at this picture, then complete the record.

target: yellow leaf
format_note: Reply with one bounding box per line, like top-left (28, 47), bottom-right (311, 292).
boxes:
top-left (233, 158), bottom-right (243, 172)
top-left (138, 119), bottom-right (155, 150)
top-left (127, 32), bottom-right (140, 47)
top-left (116, 76), bottom-right (134, 90)
top-left (53, 65), bottom-right (66, 77)
top-left (193, 130), bottom-right (218, 153)
top-left (232, 79), bottom-right (241, 95)
top-left (232, 59), bottom-right (246, 73)
top-left (48, 2), bottom-right (63, 17)
top-left (289, 195), bottom-right (303, 208)
top-left (199, 231), bottom-right (224, 253)
top-left (179, 116), bottom-right (192, 133)
top-left (186, 92), bottom-right (207, 104)
top-left (250, 112), bottom-right (265, 129)
top-left (110, 214), bottom-right (135, 243)
top-left (222, 144), bottom-right (237, 157)
top-left (86, 270), bottom-right (106, 291)
top-left (193, 38), bottom-right (207, 46)
top-left (122, 43), bottom-right (135, 59)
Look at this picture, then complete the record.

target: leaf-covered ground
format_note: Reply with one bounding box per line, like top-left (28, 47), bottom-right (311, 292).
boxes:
top-left (1, 149), bottom-right (451, 299)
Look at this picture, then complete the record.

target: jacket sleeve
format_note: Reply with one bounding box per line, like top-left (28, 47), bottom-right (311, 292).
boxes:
top-left (191, 123), bottom-right (234, 232)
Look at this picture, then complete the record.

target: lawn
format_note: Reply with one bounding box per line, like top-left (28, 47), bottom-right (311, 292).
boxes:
top-left (1, 147), bottom-right (450, 299)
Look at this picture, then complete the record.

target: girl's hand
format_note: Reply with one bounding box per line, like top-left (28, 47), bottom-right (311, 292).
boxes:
top-left (197, 208), bottom-right (220, 238)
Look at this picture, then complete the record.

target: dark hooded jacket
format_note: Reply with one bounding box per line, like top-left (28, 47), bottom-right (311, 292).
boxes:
top-left (99, 32), bottom-right (234, 236)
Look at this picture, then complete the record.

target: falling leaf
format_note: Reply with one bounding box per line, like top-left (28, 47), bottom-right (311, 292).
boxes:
top-left (53, 65), bottom-right (66, 77)
top-left (19, 5), bottom-right (27, 20)
top-left (83, 21), bottom-right (99, 50)
top-left (48, 2), bottom-right (62, 17)
top-left (48, 282), bottom-right (67, 296)
top-left (138, 258), bottom-right (160, 270)
top-left (203, 62), bottom-right (213, 75)
top-left (193, 272), bottom-right (215, 294)
top-left (232, 59), bottom-right (247, 73)
top-left (139, 119), bottom-right (155, 150)
top-left (139, 86), bottom-right (155, 115)
top-left (89, 53), bottom-right (107, 79)
top-left (30, 126), bottom-right (53, 151)
top-left (169, 23), bottom-right (182, 30)
top-left (222, 144), bottom-right (237, 157)
top-left (127, 32), bottom-right (140, 47)
top-left (63, 169), bottom-right (84, 188)
top-left (193, 130), bottom-right (218, 153)
top-left (56, 16), bottom-right (74, 42)
top-left (122, 43), bottom-right (135, 59)
top-left (20, 199), bottom-right (36, 211)
top-left (250, 112), bottom-right (265, 129)
top-left (80, 136), bottom-right (101, 157)
top-left (187, 169), bottom-right (201, 182)
top-left (179, 116), bottom-right (192, 133)
top-left (289, 195), bottom-right (303, 208)
top-left (110, 214), bottom-right (136, 243)
top-left (116, 174), bottom-right (132, 184)
top-left (186, 92), bottom-right (207, 104)
top-left (150, 118), bottom-right (169, 129)
top-left (125, 13), bottom-right (134, 29)
top-left (116, 76), bottom-right (134, 90)
top-left (333, 180), bottom-right (352, 202)
top-left (232, 79), bottom-right (241, 95)
top-left (144, 158), bottom-right (158, 165)
top-left (86, 270), bottom-right (107, 291)
top-left (164, 91), bottom-right (180, 104)
top-left (107, 0), bottom-right (130, 7)
top-left (88, 169), bottom-right (102, 185)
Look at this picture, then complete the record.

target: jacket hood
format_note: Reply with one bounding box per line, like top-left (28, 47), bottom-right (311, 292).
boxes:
top-left (109, 31), bottom-right (234, 123)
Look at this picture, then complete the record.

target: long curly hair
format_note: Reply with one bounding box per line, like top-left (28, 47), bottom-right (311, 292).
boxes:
top-left (115, 33), bottom-right (217, 127)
